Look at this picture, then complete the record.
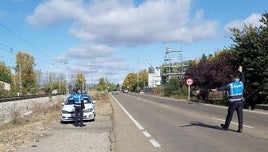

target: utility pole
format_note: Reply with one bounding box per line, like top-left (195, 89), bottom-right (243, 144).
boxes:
top-left (64, 62), bottom-right (69, 96)
top-left (19, 64), bottom-right (22, 96)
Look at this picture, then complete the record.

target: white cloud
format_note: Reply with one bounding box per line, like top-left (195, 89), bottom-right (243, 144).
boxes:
top-left (27, 0), bottom-right (220, 83)
top-left (66, 43), bottom-right (114, 59)
top-left (26, 0), bottom-right (85, 27)
top-left (27, 0), bottom-right (219, 45)
top-left (53, 43), bottom-right (128, 83)
top-left (224, 13), bottom-right (263, 33)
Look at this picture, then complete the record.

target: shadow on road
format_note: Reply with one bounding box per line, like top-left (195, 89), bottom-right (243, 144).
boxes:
top-left (179, 121), bottom-right (225, 131)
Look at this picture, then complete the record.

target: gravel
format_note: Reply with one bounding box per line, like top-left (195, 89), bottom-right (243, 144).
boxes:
top-left (0, 93), bottom-right (113, 152)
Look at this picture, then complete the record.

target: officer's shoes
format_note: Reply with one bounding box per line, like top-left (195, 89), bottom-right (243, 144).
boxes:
top-left (237, 129), bottom-right (242, 133)
top-left (220, 124), bottom-right (228, 130)
top-left (80, 124), bottom-right (86, 127)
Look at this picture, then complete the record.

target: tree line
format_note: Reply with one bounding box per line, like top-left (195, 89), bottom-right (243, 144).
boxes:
top-left (121, 13), bottom-right (268, 109)
top-left (185, 13), bottom-right (268, 109)
top-left (0, 52), bottom-right (87, 97)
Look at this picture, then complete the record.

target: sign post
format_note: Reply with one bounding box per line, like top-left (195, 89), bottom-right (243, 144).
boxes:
top-left (185, 78), bottom-right (193, 101)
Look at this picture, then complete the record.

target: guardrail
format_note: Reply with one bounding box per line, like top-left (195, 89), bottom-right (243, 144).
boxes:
top-left (0, 94), bottom-right (57, 103)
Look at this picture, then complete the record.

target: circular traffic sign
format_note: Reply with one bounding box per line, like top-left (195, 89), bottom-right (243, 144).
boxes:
top-left (186, 78), bottom-right (193, 86)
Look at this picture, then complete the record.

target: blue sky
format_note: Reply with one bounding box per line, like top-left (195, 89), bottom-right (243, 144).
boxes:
top-left (0, 0), bottom-right (267, 84)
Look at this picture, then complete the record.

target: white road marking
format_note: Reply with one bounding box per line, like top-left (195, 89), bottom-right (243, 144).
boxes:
top-left (112, 95), bottom-right (144, 130)
top-left (212, 117), bottom-right (254, 129)
top-left (149, 139), bottom-right (161, 147)
top-left (112, 95), bottom-right (161, 148)
top-left (143, 131), bottom-right (151, 137)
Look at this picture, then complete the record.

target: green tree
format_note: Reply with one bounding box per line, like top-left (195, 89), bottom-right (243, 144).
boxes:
top-left (138, 69), bottom-right (148, 90)
top-left (0, 62), bottom-right (11, 97)
top-left (93, 77), bottom-right (115, 92)
top-left (0, 61), bottom-right (11, 83)
top-left (74, 72), bottom-right (86, 90)
top-left (164, 77), bottom-right (186, 97)
top-left (15, 52), bottom-right (37, 95)
top-left (230, 13), bottom-right (268, 108)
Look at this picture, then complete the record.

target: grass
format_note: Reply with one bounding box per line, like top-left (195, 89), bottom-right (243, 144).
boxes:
top-left (0, 97), bottom-right (63, 152)
top-left (0, 92), bottom-right (109, 152)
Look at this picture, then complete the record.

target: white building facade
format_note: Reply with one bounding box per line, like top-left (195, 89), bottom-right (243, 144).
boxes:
top-left (148, 67), bottom-right (161, 88)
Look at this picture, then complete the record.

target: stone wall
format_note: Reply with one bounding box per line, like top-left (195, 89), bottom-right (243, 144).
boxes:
top-left (0, 95), bottom-right (65, 125)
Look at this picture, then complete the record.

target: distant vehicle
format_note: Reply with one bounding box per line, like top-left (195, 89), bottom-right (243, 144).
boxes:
top-left (52, 89), bottom-right (58, 94)
top-left (61, 94), bottom-right (96, 122)
top-left (122, 89), bottom-right (128, 93)
top-left (112, 89), bottom-right (119, 95)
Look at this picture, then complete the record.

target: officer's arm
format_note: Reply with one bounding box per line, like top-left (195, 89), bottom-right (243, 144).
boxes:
top-left (240, 72), bottom-right (245, 84)
top-left (238, 66), bottom-right (245, 83)
top-left (217, 85), bottom-right (230, 91)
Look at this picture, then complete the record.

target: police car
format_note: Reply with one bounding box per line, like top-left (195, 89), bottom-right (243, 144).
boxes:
top-left (61, 94), bottom-right (96, 122)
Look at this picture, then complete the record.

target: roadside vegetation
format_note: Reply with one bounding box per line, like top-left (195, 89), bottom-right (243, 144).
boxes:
top-left (184, 13), bottom-right (268, 109)
top-left (121, 13), bottom-right (268, 109)
top-left (0, 99), bottom-right (62, 152)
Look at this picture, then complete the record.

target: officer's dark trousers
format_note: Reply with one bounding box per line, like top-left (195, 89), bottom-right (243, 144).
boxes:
top-left (224, 100), bottom-right (244, 130)
top-left (75, 106), bottom-right (83, 125)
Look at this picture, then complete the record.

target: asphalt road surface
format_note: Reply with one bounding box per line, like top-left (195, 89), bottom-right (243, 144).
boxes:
top-left (112, 93), bottom-right (268, 152)
top-left (14, 93), bottom-right (268, 152)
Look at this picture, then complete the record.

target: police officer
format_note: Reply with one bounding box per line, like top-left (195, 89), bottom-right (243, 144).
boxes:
top-left (73, 88), bottom-right (86, 127)
top-left (212, 66), bottom-right (245, 133)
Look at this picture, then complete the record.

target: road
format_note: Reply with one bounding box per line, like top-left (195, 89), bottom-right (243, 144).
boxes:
top-left (112, 93), bottom-right (268, 152)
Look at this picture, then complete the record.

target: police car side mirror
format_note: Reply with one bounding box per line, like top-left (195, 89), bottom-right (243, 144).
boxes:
top-left (61, 102), bottom-right (64, 106)
top-left (93, 100), bottom-right (97, 104)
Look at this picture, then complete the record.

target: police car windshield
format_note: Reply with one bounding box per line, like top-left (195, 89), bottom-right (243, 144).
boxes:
top-left (83, 97), bottom-right (92, 104)
top-left (65, 95), bottom-right (92, 105)
top-left (66, 98), bottom-right (74, 105)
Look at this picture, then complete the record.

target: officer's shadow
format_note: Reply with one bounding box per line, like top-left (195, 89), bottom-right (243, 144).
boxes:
top-left (180, 121), bottom-right (223, 131)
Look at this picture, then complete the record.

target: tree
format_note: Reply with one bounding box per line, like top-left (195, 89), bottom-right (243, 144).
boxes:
top-left (74, 72), bottom-right (86, 90)
top-left (15, 52), bottom-right (37, 95)
top-left (0, 62), bottom-right (11, 97)
top-left (123, 72), bottom-right (137, 92)
top-left (0, 61), bottom-right (11, 83)
top-left (93, 77), bottom-right (115, 92)
top-left (138, 69), bottom-right (148, 90)
top-left (230, 13), bottom-right (268, 108)
top-left (164, 77), bottom-right (186, 97)
top-left (184, 50), bottom-right (235, 100)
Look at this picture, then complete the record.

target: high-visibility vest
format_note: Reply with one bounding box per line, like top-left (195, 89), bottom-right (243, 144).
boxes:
top-left (73, 94), bottom-right (82, 105)
top-left (228, 81), bottom-right (244, 102)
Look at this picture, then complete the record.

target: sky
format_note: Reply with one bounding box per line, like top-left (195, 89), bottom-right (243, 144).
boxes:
top-left (0, 0), bottom-right (267, 85)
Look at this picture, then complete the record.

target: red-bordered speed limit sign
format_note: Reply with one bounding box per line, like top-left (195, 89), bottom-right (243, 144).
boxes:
top-left (185, 78), bottom-right (193, 86)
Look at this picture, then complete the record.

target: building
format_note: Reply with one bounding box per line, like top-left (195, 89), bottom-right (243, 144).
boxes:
top-left (148, 66), bottom-right (161, 88)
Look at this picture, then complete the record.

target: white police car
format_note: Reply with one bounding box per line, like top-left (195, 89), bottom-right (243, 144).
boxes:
top-left (61, 94), bottom-right (96, 122)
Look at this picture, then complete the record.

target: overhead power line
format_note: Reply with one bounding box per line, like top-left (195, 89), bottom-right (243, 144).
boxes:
top-left (0, 21), bottom-right (50, 59)
top-left (0, 43), bottom-right (51, 71)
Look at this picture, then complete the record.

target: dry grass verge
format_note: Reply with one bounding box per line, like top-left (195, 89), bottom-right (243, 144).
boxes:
top-left (0, 92), bottom-right (109, 152)
top-left (0, 98), bottom-right (62, 152)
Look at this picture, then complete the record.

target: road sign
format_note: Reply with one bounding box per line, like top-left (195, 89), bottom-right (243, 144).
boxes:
top-left (185, 78), bottom-right (194, 101)
top-left (186, 78), bottom-right (193, 86)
